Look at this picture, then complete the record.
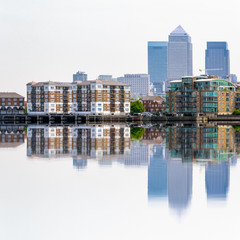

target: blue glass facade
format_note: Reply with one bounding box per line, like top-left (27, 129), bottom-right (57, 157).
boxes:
top-left (148, 41), bottom-right (168, 94)
top-left (205, 42), bottom-right (230, 79)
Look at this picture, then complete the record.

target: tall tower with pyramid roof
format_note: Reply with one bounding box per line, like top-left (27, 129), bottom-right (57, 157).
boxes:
top-left (167, 25), bottom-right (193, 81)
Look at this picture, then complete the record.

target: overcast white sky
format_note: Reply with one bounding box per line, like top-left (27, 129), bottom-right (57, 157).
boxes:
top-left (0, 0), bottom-right (239, 96)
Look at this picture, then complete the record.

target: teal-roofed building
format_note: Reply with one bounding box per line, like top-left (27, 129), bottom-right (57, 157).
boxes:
top-left (166, 76), bottom-right (238, 116)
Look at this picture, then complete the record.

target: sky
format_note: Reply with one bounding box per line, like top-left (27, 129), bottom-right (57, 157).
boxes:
top-left (0, 0), bottom-right (239, 96)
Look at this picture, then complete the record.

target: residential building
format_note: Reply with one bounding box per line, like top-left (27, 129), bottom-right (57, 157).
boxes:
top-left (148, 41), bottom-right (168, 95)
top-left (73, 71), bottom-right (87, 82)
top-left (205, 42), bottom-right (230, 79)
top-left (167, 26), bottom-right (193, 82)
top-left (141, 96), bottom-right (165, 113)
top-left (166, 76), bottom-right (237, 116)
top-left (26, 81), bottom-right (73, 115)
top-left (117, 74), bottom-right (150, 99)
top-left (72, 80), bottom-right (131, 115)
top-left (0, 92), bottom-right (25, 115)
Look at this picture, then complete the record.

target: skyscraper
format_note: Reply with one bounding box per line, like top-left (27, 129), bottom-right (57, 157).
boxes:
top-left (73, 71), bottom-right (87, 82)
top-left (167, 26), bottom-right (193, 81)
top-left (148, 41), bottom-right (168, 95)
top-left (205, 42), bottom-right (230, 79)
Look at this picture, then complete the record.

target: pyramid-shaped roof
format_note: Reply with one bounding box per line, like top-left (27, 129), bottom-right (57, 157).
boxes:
top-left (170, 25), bottom-right (189, 36)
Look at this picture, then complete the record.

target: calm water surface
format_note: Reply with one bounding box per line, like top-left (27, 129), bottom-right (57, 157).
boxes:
top-left (0, 123), bottom-right (240, 240)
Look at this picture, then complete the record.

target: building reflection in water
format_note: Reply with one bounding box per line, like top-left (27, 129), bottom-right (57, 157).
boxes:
top-left (27, 124), bottom-right (131, 169)
top-left (205, 162), bottom-right (229, 200)
top-left (148, 124), bottom-right (239, 212)
top-left (0, 125), bottom-right (25, 148)
top-left (26, 123), bottom-right (239, 211)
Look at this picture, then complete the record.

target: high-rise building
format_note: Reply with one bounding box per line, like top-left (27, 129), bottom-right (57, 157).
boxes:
top-left (148, 41), bottom-right (168, 95)
top-left (73, 71), bottom-right (87, 82)
top-left (205, 42), bottom-right (230, 79)
top-left (230, 74), bottom-right (237, 83)
top-left (167, 26), bottom-right (193, 82)
top-left (117, 74), bottom-right (150, 99)
top-left (98, 75), bottom-right (113, 80)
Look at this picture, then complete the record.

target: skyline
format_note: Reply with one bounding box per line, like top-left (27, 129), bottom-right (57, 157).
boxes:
top-left (1, 0), bottom-right (239, 97)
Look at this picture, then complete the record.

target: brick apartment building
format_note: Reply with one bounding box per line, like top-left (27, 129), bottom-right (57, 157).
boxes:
top-left (72, 80), bottom-right (131, 115)
top-left (27, 81), bottom-right (73, 115)
top-left (0, 92), bottom-right (25, 115)
top-left (27, 80), bottom-right (131, 115)
top-left (141, 96), bottom-right (165, 113)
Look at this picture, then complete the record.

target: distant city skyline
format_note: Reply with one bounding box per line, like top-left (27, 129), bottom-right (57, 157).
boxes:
top-left (1, 0), bottom-right (240, 97)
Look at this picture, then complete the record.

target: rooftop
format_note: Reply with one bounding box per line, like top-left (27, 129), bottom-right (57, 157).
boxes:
top-left (170, 25), bottom-right (189, 36)
top-left (0, 92), bottom-right (24, 98)
top-left (74, 79), bottom-right (130, 86)
top-left (27, 81), bottom-right (72, 87)
top-left (142, 96), bottom-right (163, 101)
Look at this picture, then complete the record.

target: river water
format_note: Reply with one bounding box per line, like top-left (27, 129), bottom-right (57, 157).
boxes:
top-left (0, 123), bottom-right (239, 240)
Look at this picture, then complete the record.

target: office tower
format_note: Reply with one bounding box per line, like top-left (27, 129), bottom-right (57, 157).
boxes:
top-left (117, 74), bottom-right (150, 99)
top-left (98, 75), bottom-right (113, 80)
top-left (167, 26), bottom-right (193, 81)
top-left (230, 74), bottom-right (237, 83)
top-left (205, 42), bottom-right (230, 79)
top-left (73, 71), bottom-right (87, 82)
top-left (148, 42), bottom-right (168, 95)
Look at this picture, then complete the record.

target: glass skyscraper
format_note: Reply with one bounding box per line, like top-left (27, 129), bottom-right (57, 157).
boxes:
top-left (148, 41), bottom-right (168, 95)
top-left (205, 42), bottom-right (230, 79)
top-left (167, 26), bottom-right (193, 81)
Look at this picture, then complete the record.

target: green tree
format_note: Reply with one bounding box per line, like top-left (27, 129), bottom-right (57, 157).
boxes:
top-left (232, 109), bottom-right (240, 115)
top-left (130, 127), bottom-right (145, 140)
top-left (130, 100), bottom-right (145, 113)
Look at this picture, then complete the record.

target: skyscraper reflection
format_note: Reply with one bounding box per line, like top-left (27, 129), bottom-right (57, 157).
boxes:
top-left (148, 145), bottom-right (167, 199)
top-left (147, 123), bottom-right (239, 213)
top-left (205, 162), bottom-right (229, 200)
top-left (167, 160), bottom-right (192, 211)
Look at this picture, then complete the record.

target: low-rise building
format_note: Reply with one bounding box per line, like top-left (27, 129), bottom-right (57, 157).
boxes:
top-left (0, 92), bottom-right (25, 115)
top-left (166, 76), bottom-right (238, 116)
top-left (27, 80), bottom-right (131, 115)
top-left (27, 81), bottom-right (73, 115)
top-left (141, 96), bottom-right (165, 113)
top-left (72, 80), bottom-right (130, 115)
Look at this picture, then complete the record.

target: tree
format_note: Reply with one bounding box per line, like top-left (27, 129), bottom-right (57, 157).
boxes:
top-left (130, 127), bottom-right (145, 140)
top-left (232, 109), bottom-right (240, 115)
top-left (130, 100), bottom-right (145, 113)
